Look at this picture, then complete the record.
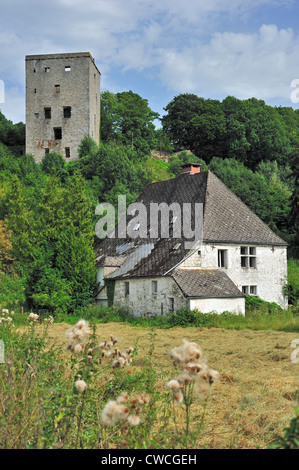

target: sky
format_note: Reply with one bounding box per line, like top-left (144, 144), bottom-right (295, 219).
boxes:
top-left (1, 0), bottom-right (299, 125)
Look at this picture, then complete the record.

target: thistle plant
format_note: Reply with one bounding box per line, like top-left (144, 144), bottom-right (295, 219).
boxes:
top-left (167, 340), bottom-right (220, 446)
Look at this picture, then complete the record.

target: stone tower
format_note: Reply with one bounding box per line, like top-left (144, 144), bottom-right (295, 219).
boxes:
top-left (25, 52), bottom-right (101, 162)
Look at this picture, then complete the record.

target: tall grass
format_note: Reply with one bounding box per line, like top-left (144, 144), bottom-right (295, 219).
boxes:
top-left (0, 315), bottom-right (219, 449)
top-left (53, 298), bottom-right (299, 333)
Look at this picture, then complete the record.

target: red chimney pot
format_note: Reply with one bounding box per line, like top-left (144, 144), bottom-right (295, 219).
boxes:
top-left (181, 163), bottom-right (201, 175)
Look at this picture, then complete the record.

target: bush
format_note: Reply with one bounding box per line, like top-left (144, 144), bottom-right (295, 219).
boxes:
top-left (169, 307), bottom-right (210, 327)
top-left (245, 295), bottom-right (283, 314)
top-left (269, 403), bottom-right (299, 449)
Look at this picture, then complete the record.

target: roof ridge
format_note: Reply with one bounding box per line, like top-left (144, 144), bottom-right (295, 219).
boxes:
top-left (204, 170), bottom-right (287, 246)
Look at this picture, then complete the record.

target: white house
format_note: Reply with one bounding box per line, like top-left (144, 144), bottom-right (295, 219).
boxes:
top-left (95, 164), bottom-right (288, 316)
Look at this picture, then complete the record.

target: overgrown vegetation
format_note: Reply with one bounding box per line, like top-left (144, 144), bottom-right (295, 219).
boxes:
top-left (0, 317), bottom-right (220, 449)
top-left (0, 88), bottom-right (299, 313)
top-left (0, 315), bottom-right (297, 449)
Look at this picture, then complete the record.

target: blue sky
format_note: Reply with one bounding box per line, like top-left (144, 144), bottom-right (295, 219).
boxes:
top-left (1, 0), bottom-right (299, 125)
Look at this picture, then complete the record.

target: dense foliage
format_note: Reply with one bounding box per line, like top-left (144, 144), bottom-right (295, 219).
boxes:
top-left (0, 89), bottom-right (298, 312)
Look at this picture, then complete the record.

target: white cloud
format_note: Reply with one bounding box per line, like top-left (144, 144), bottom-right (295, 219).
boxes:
top-left (158, 24), bottom-right (299, 102)
top-left (0, 0), bottom-right (298, 122)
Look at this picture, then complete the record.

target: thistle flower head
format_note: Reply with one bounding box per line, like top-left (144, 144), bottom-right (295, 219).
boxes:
top-left (127, 415), bottom-right (141, 426)
top-left (100, 400), bottom-right (129, 426)
top-left (75, 379), bottom-right (87, 393)
top-left (170, 340), bottom-right (202, 366)
top-left (66, 320), bottom-right (91, 353)
top-left (28, 312), bottom-right (39, 322)
top-left (167, 379), bottom-right (181, 393)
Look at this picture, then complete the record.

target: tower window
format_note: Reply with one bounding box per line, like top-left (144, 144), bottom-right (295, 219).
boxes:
top-left (65, 147), bottom-right (70, 158)
top-left (44, 108), bottom-right (51, 119)
top-left (34, 113), bottom-right (39, 119)
top-left (54, 127), bottom-right (62, 140)
top-left (55, 84), bottom-right (60, 94)
top-left (65, 66), bottom-right (71, 72)
top-left (63, 106), bottom-right (71, 118)
top-left (34, 88), bottom-right (37, 94)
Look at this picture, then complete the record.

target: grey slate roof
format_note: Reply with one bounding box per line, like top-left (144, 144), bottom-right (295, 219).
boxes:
top-left (95, 170), bottom-right (287, 280)
top-left (172, 269), bottom-right (244, 298)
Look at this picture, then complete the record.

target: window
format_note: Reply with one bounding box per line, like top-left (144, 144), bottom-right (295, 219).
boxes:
top-left (152, 280), bottom-right (158, 295)
top-left (169, 298), bottom-right (174, 312)
top-left (45, 67), bottom-right (50, 73)
top-left (125, 282), bottom-right (129, 296)
top-left (45, 148), bottom-right (49, 155)
top-left (44, 107), bottom-right (51, 119)
top-left (33, 68), bottom-right (36, 73)
top-left (34, 88), bottom-right (37, 93)
top-left (250, 286), bottom-right (257, 296)
top-left (54, 127), bottom-right (62, 140)
top-left (63, 106), bottom-right (71, 118)
top-left (65, 66), bottom-right (71, 72)
top-left (34, 113), bottom-right (39, 119)
top-left (241, 246), bottom-right (256, 268)
top-left (65, 147), bottom-right (70, 158)
top-left (55, 84), bottom-right (60, 94)
top-left (218, 249), bottom-right (228, 268)
top-left (242, 285), bottom-right (257, 296)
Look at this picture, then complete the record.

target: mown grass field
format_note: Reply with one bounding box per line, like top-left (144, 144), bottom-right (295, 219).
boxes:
top-left (42, 321), bottom-right (298, 449)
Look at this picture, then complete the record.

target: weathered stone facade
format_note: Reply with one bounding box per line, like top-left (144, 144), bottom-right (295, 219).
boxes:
top-left (180, 242), bottom-right (288, 308)
top-left (25, 52), bottom-right (101, 162)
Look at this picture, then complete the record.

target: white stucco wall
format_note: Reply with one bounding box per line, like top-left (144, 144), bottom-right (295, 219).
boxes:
top-left (189, 297), bottom-right (245, 315)
top-left (113, 277), bottom-right (187, 317)
top-left (180, 242), bottom-right (288, 308)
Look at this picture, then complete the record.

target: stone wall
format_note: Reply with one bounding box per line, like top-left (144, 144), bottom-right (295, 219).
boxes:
top-left (113, 276), bottom-right (187, 316)
top-left (25, 52), bottom-right (100, 162)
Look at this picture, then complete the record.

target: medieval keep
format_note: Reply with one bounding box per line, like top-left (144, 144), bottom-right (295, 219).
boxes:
top-left (25, 52), bottom-right (101, 162)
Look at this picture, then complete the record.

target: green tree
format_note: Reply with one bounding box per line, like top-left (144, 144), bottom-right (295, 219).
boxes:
top-left (162, 94), bottom-right (226, 161)
top-left (101, 90), bottom-right (159, 154)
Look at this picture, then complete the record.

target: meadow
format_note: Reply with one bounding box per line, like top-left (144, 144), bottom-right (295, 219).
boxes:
top-left (0, 308), bottom-right (298, 449)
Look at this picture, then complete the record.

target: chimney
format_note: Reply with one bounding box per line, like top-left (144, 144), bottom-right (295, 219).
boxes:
top-left (181, 163), bottom-right (201, 175)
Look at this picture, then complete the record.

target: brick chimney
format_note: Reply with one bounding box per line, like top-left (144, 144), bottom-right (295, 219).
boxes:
top-left (181, 163), bottom-right (201, 175)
